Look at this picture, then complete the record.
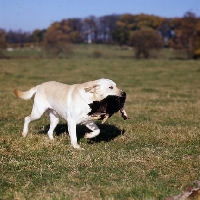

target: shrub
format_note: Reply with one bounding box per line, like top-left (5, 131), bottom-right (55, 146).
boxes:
top-left (129, 28), bottom-right (163, 59)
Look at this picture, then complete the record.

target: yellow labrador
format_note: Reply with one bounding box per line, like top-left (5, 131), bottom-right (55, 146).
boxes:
top-left (14, 79), bottom-right (127, 149)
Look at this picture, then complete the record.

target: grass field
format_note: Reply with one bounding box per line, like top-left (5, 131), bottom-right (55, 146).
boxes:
top-left (0, 45), bottom-right (200, 199)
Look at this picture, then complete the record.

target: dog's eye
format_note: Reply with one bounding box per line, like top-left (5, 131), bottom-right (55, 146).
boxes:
top-left (109, 86), bottom-right (114, 89)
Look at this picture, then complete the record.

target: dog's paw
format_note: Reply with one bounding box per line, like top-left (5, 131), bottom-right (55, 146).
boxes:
top-left (84, 132), bottom-right (92, 139)
top-left (73, 144), bottom-right (84, 150)
top-left (47, 134), bottom-right (54, 140)
top-left (84, 130), bottom-right (100, 139)
top-left (84, 132), bottom-right (98, 139)
top-left (22, 132), bottom-right (27, 137)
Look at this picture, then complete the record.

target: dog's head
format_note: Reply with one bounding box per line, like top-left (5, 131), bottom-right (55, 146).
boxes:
top-left (85, 79), bottom-right (129, 122)
top-left (84, 78), bottom-right (126, 101)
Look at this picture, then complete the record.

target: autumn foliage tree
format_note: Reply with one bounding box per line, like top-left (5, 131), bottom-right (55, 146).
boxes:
top-left (44, 22), bottom-right (68, 58)
top-left (44, 19), bottom-right (82, 58)
top-left (112, 14), bottom-right (164, 46)
top-left (193, 21), bottom-right (200, 58)
top-left (129, 28), bottom-right (163, 58)
top-left (112, 14), bottom-right (164, 58)
top-left (112, 14), bottom-right (136, 45)
top-left (0, 29), bottom-right (7, 58)
top-left (172, 12), bottom-right (198, 58)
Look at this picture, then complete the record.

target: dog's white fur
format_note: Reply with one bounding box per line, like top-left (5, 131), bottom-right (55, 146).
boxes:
top-left (14, 79), bottom-right (125, 149)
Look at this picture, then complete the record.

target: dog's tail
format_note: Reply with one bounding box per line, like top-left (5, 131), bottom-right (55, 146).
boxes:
top-left (14, 85), bottom-right (39, 100)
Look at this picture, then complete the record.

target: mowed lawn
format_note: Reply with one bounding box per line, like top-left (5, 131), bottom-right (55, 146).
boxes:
top-left (0, 45), bottom-right (200, 199)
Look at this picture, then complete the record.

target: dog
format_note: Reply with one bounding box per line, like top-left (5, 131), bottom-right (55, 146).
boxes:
top-left (14, 78), bottom-right (128, 149)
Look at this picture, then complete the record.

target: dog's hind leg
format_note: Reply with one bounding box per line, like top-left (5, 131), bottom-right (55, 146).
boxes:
top-left (84, 121), bottom-right (100, 139)
top-left (46, 109), bottom-right (59, 140)
top-left (22, 104), bottom-right (46, 137)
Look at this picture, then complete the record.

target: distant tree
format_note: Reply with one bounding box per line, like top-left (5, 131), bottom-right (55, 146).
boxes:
top-left (158, 18), bottom-right (173, 47)
top-left (112, 14), bottom-right (136, 45)
top-left (117, 14), bottom-right (137, 30)
top-left (0, 29), bottom-right (6, 48)
top-left (181, 12), bottom-right (198, 58)
top-left (99, 15), bottom-right (119, 43)
top-left (112, 14), bottom-right (164, 46)
top-left (0, 29), bottom-right (7, 58)
top-left (172, 12), bottom-right (198, 58)
top-left (44, 24), bottom-right (65, 58)
top-left (61, 18), bottom-right (82, 43)
top-left (82, 15), bottom-right (119, 44)
top-left (6, 30), bottom-right (32, 44)
top-left (129, 28), bottom-right (163, 59)
top-left (136, 14), bottom-right (163, 30)
top-left (112, 27), bottom-right (129, 46)
top-left (44, 20), bottom-right (80, 58)
top-left (32, 29), bottom-right (46, 43)
top-left (82, 16), bottom-right (99, 43)
top-left (193, 20), bottom-right (200, 58)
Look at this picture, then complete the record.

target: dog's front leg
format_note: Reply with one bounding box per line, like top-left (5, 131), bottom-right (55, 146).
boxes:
top-left (84, 121), bottom-right (100, 139)
top-left (67, 119), bottom-right (83, 150)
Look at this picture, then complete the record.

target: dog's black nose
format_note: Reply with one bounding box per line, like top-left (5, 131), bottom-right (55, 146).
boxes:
top-left (121, 91), bottom-right (126, 97)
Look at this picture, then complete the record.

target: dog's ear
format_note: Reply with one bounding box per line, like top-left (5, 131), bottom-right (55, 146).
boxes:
top-left (84, 84), bottom-right (100, 93)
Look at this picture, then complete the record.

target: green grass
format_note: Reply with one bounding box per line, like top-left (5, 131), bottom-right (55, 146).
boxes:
top-left (0, 45), bottom-right (200, 199)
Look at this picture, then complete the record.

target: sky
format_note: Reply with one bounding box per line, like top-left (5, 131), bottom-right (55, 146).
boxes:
top-left (1, 0), bottom-right (200, 32)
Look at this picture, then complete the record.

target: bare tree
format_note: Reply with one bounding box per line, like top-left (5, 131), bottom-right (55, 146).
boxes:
top-left (82, 16), bottom-right (100, 43)
top-left (99, 15), bottom-right (119, 43)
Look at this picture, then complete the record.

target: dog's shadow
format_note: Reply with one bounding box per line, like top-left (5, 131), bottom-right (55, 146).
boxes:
top-left (38, 123), bottom-right (125, 143)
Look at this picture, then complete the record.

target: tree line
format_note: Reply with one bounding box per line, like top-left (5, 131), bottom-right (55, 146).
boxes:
top-left (1, 12), bottom-right (200, 58)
